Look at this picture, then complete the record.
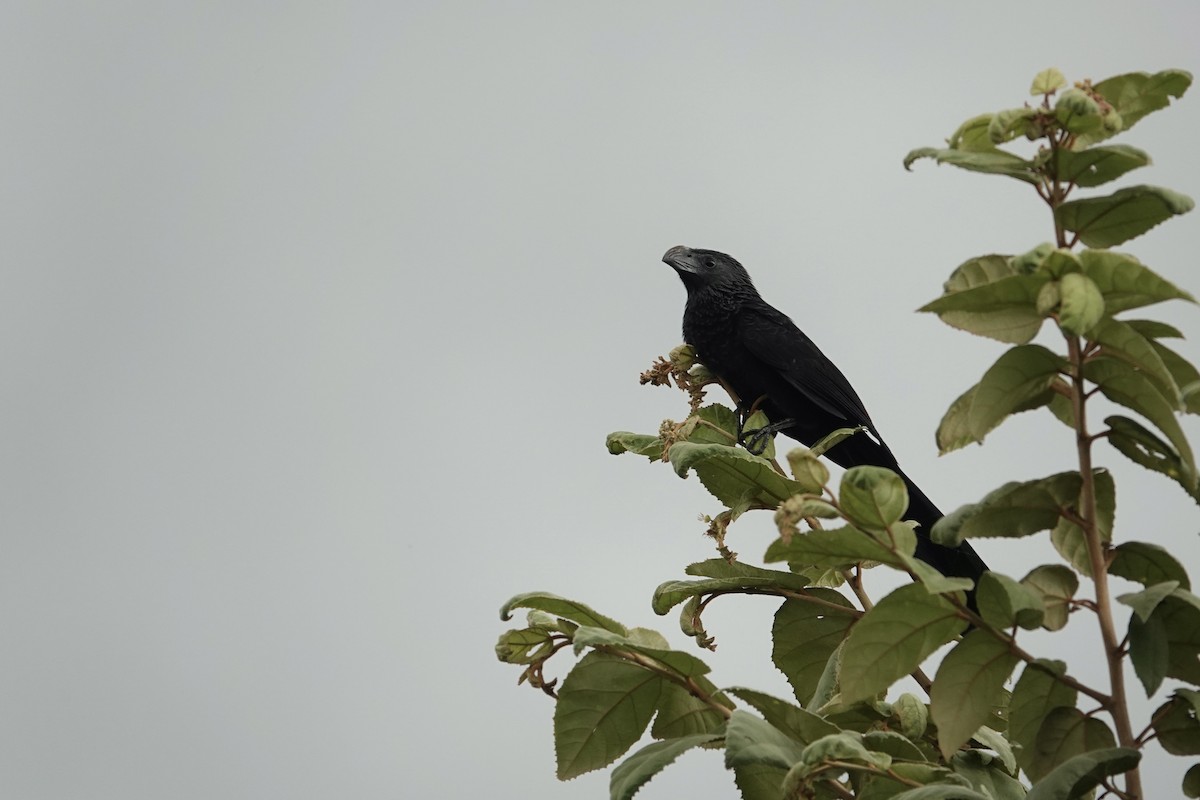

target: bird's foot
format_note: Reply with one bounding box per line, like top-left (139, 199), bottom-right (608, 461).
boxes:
top-left (738, 418), bottom-right (795, 455)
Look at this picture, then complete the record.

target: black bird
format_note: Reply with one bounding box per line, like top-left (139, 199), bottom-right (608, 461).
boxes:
top-left (662, 245), bottom-right (987, 587)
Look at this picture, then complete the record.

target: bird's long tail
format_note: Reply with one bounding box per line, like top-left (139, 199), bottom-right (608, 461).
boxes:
top-left (900, 472), bottom-right (988, 604)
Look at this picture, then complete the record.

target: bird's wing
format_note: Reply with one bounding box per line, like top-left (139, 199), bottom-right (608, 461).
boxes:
top-left (736, 302), bottom-right (876, 428)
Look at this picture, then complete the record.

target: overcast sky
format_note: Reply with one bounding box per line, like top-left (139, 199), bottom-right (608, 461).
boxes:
top-left (3, 2), bottom-right (1199, 798)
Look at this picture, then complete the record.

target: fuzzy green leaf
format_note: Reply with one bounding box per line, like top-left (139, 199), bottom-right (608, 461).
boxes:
top-left (1051, 144), bottom-right (1150, 188)
top-left (1024, 747), bottom-right (1141, 800)
top-left (839, 467), bottom-right (909, 531)
top-left (840, 584), bottom-right (968, 704)
top-left (1020, 565), bottom-right (1079, 631)
top-left (976, 571), bottom-right (1045, 630)
top-left (555, 652), bottom-right (664, 779)
top-left (1090, 69), bottom-right (1192, 140)
top-left (1056, 184), bottom-right (1194, 248)
top-left (1087, 318), bottom-right (1177, 401)
top-left (1078, 249), bottom-right (1194, 312)
top-left (1024, 707), bottom-right (1116, 781)
top-left (930, 630), bottom-right (1020, 758)
top-left (903, 147), bottom-right (1038, 184)
top-left (1117, 580), bottom-right (1180, 622)
top-left (1153, 690), bottom-right (1200, 755)
top-left (932, 472), bottom-right (1082, 548)
top-left (936, 380), bottom-right (1060, 454)
top-left (1011, 660), bottom-right (1077, 775)
top-left (724, 709), bottom-right (806, 770)
top-left (1109, 540), bottom-right (1191, 589)
top-left (765, 525), bottom-right (914, 570)
top-left (1049, 469), bottom-right (1115, 577)
top-left (610, 732), bottom-right (723, 800)
top-left (1105, 415), bottom-right (1200, 503)
top-left (500, 592), bottom-right (626, 633)
top-left (1129, 611), bottom-right (1169, 696)
top-left (652, 560), bottom-right (812, 615)
top-left (727, 687), bottom-right (840, 744)
top-left (606, 431), bottom-right (664, 459)
top-left (966, 346), bottom-right (1066, 441)
top-left (920, 261), bottom-right (1049, 344)
top-left (1086, 357), bottom-right (1196, 481)
top-left (1159, 593), bottom-right (1200, 684)
top-left (1031, 68), bottom-right (1067, 95)
top-left (1057, 272), bottom-right (1105, 335)
top-left (771, 592), bottom-right (857, 704)
top-left (668, 442), bottom-right (807, 513)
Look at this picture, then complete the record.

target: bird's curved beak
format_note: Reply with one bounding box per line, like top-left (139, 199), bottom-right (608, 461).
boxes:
top-left (662, 245), bottom-right (698, 273)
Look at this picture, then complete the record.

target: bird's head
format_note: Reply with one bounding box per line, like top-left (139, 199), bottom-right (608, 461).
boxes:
top-left (662, 245), bottom-right (754, 294)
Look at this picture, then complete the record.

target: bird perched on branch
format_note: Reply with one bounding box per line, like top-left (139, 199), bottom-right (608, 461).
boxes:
top-left (662, 244), bottom-right (987, 588)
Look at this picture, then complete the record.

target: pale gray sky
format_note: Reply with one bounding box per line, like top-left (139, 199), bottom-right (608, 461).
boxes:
top-left (2, 2), bottom-right (1199, 798)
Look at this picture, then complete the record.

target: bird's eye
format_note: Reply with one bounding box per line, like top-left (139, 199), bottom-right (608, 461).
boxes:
top-left (703, 259), bottom-right (715, 268)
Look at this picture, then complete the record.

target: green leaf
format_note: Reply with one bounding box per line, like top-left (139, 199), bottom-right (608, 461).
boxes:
top-left (554, 652), bottom-right (664, 779)
top-left (772, 592), bottom-right (857, 704)
top-left (970, 727), bottom-right (1018, 776)
top-left (800, 731), bottom-right (891, 769)
top-left (765, 525), bottom-right (913, 570)
top-left (1024, 747), bottom-right (1140, 800)
top-left (840, 584), bottom-right (968, 704)
top-left (951, 750), bottom-right (1025, 799)
top-left (1128, 611), bottom-right (1169, 696)
top-left (651, 677), bottom-right (729, 738)
top-left (786, 447), bottom-right (830, 493)
top-left (1049, 469), bottom-right (1115, 577)
top-left (731, 762), bottom-right (787, 800)
top-left (1025, 707), bottom-right (1116, 781)
top-left (1126, 318), bottom-right (1184, 339)
top-left (889, 786), bottom-right (990, 800)
top-left (903, 147), bottom-right (1039, 184)
top-left (495, 627), bottom-right (555, 664)
top-left (1031, 68), bottom-right (1067, 95)
top-left (1091, 69), bottom-right (1192, 138)
top-left (920, 261), bottom-right (1049, 344)
top-left (1054, 88), bottom-right (1104, 136)
top-left (936, 381), bottom-right (1059, 454)
top-left (1105, 415), bottom-right (1200, 503)
top-left (668, 442), bottom-right (807, 512)
top-left (1056, 184), bottom-right (1194, 248)
top-left (606, 431), bottom-right (664, 459)
top-left (1057, 272), bottom-right (1105, 335)
top-left (1153, 690), bottom-right (1200, 755)
top-left (988, 107), bottom-right (1037, 145)
top-left (1152, 338), bottom-right (1200, 414)
top-left (610, 732), bottom-right (723, 800)
top-left (976, 571), bottom-right (1045, 630)
top-left (727, 687), bottom-right (840, 744)
top-left (862, 730), bottom-right (928, 762)
top-left (1078, 249), bottom-right (1194, 313)
top-left (1085, 357), bottom-right (1196, 480)
top-left (1117, 580), bottom-right (1179, 622)
top-left (500, 592), bottom-right (626, 633)
top-left (811, 426), bottom-right (869, 458)
top-left (724, 709), bottom-right (806, 770)
top-left (840, 466), bottom-right (909, 531)
top-left (1109, 540), bottom-right (1191, 589)
top-left (1087, 318), bottom-right (1176, 401)
top-left (1051, 143), bottom-right (1151, 187)
top-left (652, 561), bottom-right (812, 615)
top-left (949, 114), bottom-right (1000, 152)
top-left (1160, 593), bottom-right (1200, 684)
top-left (1185, 763), bottom-right (1200, 798)
top-left (572, 626), bottom-right (713, 679)
top-left (930, 630), bottom-right (1020, 759)
top-left (1010, 660), bottom-right (1076, 771)
top-left (967, 346), bottom-right (1066, 441)
top-left (932, 472), bottom-right (1082, 548)
top-left (686, 403), bottom-right (740, 445)
top-left (1020, 565), bottom-right (1079, 631)
top-left (893, 693), bottom-right (929, 741)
